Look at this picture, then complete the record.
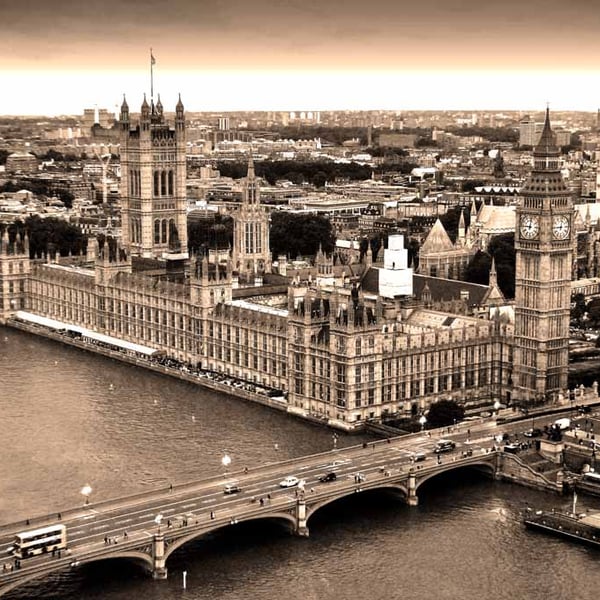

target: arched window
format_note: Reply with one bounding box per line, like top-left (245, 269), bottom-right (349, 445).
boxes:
top-left (154, 220), bottom-right (160, 244)
top-left (169, 219), bottom-right (175, 244)
top-left (161, 219), bottom-right (167, 244)
top-left (161, 171), bottom-right (167, 196)
top-left (154, 171), bottom-right (160, 197)
top-left (168, 170), bottom-right (174, 195)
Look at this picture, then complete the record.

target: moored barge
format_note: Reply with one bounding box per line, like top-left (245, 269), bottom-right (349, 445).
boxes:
top-left (524, 508), bottom-right (600, 548)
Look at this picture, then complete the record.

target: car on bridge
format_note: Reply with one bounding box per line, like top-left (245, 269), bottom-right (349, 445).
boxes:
top-left (318, 472), bottom-right (337, 483)
top-left (224, 482), bottom-right (241, 494)
top-left (434, 440), bottom-right (456, 454)
top-left (412, 451), bottom-right (427, 462)
top-left (279, 476), bottom-right (300, 488)
top-left (524, 428), bottom-right (543, 438)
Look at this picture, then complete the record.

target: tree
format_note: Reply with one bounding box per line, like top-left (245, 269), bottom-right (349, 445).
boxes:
top-left (269, 212), bottom-right (335, 258)
top-left (488, 233), bottom-right (515, 299)
top-left (587, 298), bottom-right (600, 327)
top-left (465, 250), bottom-right (491, 285)
top-left (571, 293), bottom-right (587, 325)
top-left (426, 399), bottom-right (465, 428)
top-left (11, 215), bottom-right (86, 258)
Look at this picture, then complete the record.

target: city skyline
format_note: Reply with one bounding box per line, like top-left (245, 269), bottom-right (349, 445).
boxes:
top-left (2, 0), bottom-right (600, 115)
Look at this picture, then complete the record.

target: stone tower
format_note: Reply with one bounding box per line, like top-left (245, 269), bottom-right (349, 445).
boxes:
top-left (232, 153), bottom-right (271, 281)
top-left (119, 93), bottom-right (187, 259)
top-left (0, 228), bottom-right (30, 323)
top-left (513, 108), bottom-right (573, 406)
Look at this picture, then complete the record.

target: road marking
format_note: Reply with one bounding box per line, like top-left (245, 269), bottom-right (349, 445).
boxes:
top-left (115, 519), bottom-right (133, 525)
top-left (182, 503), bottom-right (196, 509)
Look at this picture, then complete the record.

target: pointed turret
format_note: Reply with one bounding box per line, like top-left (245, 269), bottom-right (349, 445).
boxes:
top-left (141, 94), bottom-right (150, 120)
top-left (175, 93), bottom-right (185, 133)
top-left (489, 255), bottom-right (497, 287)
top-left (120, 95), bottom-right (129, 123)
top-left (534, 107), bottom-right (559, 159)
top-left (156, 94), bottom-right (163, 115)
top-left (458, 209), bottom-right (466, 246)
top-left (247, 150), bottom-right (255, 180)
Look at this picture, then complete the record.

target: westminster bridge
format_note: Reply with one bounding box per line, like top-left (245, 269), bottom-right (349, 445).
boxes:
top-left (0, 412), bottom-right (574, 598)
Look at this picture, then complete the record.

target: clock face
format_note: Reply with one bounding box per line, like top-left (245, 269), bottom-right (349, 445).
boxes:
top-left (552, 215), bottom-right (570, 240)
top-left (520, 215), bottom-right (539, 239)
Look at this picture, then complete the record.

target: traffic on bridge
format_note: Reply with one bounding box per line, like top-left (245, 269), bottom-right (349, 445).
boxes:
top-left (0, 406), bottom-right (596, 597)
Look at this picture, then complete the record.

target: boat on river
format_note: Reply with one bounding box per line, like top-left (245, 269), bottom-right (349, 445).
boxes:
top-left (524, 494), bottom-right (600, 548)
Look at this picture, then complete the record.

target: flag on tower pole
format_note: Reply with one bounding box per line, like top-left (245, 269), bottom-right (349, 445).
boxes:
top-left (150, 49), bottom-right (155, 101)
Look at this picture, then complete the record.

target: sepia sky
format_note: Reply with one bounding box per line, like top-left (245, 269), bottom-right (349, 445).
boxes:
top-left (2, 0), bottom-right (599, 115)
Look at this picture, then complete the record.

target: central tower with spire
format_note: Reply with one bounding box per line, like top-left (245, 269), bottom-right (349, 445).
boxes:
top-left (513, 108), bottom-right (573, 406)
top-left (232, 153), bottom-right (271, 281)
top-left (119, 85), bottom-right (187, 259)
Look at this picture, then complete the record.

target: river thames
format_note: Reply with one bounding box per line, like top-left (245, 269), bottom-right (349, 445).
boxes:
top-left (3, 326), bottom-right (600, 600)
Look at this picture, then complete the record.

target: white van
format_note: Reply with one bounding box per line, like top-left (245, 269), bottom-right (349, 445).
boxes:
top-left (553, 418), bottom-right (571, 431)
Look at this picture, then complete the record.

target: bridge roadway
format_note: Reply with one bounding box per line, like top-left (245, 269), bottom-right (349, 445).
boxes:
top-left (0, 410), bottom-right (582, 597)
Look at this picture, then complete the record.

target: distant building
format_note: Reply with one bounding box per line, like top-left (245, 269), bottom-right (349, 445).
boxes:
top-left (378, 133), bottom-right (417, 148)
top-left (6, 152), bottom-right (38, 174)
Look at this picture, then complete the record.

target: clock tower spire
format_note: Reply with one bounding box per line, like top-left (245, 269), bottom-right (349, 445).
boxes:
top-left (513, 108), bottom-right (572, 407)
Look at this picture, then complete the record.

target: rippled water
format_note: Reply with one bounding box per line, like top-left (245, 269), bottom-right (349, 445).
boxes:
top-left (3, 326), bottom-right (600, 600)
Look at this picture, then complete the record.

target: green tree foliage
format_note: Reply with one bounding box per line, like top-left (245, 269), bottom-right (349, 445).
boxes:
top-left (187, 215), bottom-right (233, 254)
top-left (267, 126), bottom-right (369, 146)
top-left (10, 215), bottom-right (86, 258)
top-left (445, 126), bottom-right (519, 143)
top-left (426, 399), bottom-right (465, 428)
top-left (461, 180), bottom-right (488, 193)
top-left (487, 233), bottom-right (515, 299)
top-left (465, 250), bottom-right (492, 285)
top-left (587, 298), bottom-right (600, 327)
top-left (0, 179), bottom-right (75, 208)
top-left (216, 160), bottom-right (372, 187)
top-left (270, 212), bottom-right (335, 259)
top-left (571, 293), bottom-right (587, 325)
top-left (439, 206), bottom-right (470, 243)
top-left (366, 146), bottom-right (409, 158)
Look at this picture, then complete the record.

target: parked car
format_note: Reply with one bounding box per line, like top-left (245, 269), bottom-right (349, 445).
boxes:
top-left (279, 476), bottom-right (300, 488)
top-left (318, 472), bottom-right (337, 483)
top-left (412, 451), bottom-right (427, 462)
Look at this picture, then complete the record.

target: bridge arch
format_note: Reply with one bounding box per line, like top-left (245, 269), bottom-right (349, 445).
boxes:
top-left (414, 460), bottom-right (497, 493)
top-left (0, 551), bottom-right (155, 598)
top-left (305, 484), bottom-right (409, 523)
top-left (164, 513), bottom-right (297, 561)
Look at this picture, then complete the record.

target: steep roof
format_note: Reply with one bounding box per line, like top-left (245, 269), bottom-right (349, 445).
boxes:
top-left (420, 218), bottom-right (454, 253)
top-left (413, 274), bottom-right (494, 306)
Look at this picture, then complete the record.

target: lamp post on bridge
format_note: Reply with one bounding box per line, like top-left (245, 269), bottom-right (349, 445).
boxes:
top-left (493, 400), bottom-right (501, 418)
top-left (222, 453), bottom-right (231, 477)
top-left (154, 513), bottom-right (163, 535)
top-left (80, 484), bottom-right (92, 506)
top-left (419, 415), bottom-right (427, 432)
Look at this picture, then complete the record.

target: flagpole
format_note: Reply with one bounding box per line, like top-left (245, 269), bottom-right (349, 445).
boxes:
top-left (150, 48), bottom-right (154, 103)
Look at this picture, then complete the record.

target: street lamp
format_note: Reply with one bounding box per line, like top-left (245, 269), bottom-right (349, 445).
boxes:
top-left (332, 433), bottom-right (338, 450)
top-left (419, 415), bottom-right (427, 431)
top-left (154, 513), bottom-right (163, 535)
top-left (80, 484), bottom-right (92, 505)
top-left (222, 453), bottom-right (231, 476)
top-left (493, 400), bottom-right (501, 417)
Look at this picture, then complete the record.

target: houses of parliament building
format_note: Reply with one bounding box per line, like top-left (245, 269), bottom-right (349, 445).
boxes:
top-left (0, 99), bottom-right (573, 429)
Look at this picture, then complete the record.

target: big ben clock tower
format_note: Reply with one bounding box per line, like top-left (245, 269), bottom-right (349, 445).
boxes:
top-left (513, 108), bottom-right (573, 406)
